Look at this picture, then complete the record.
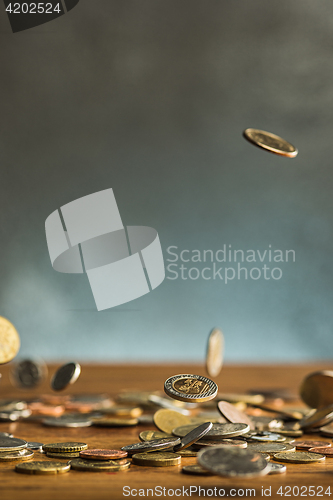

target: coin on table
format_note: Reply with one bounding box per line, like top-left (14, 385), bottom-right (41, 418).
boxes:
top-left (121, 437), bottom-right (180, 456)
top-left (182, 464), bottom-right (213, 475)
top-left (308, 447), bottom-right (333, 456)
top-left (243, 128), bottom-right (298, 158)
top-left (299, 405), bottom-right (333, 430)
top-left (275, 428), bottom-right (303, 438)
top-left (11, 359), bottom-right (47, 389)
top-left (132, 451), bottom-right (181, 467)
top-left (248, 432), bottom-right (285, 442)
top-left (320, 424), bottom-right (333, 437)
top-left (206, 328), bottom-right (224, 378)
top-left (70, 458), bottom-right (130, 471)
top-left (43, 415), bottom-right (92, 427)
top-left (204, 422), bottom-right (250, 439)
top-left (92, 417), bottom-right (138, 427)
top-left (273, 451), bottom-right (325, 463)
top-left (217, 401), bottom-right (255, 430)
top-left (101, 406), bottom-right (142, 418)
top-left (15, 461), bottom-right (71, 475)
top-left (193, 438), bottom-right (247, 449)
top-left (198, 446), bottom-right (270, 478)
top-left (79, 449), bottom-right (128, 460)
top-left (268, 463), bottom-right (286, 474)
top-left (0, 437), bottom-right (27, 452)
top-left (178, 446), bottom-right (198, 457)
top-left (43, 442), bottom-right (88, 453)
top-left (300, 370), bottom-right (333, 408)
top-left (172, 424), bottom-right (201, 437)
top-left (174, 422), bottom-right (213, 451)
top-left (139, 430), bottom-right (172, 442)
top-left (51, 362), bottom-right (81, 391)
top-left (261, 453), bottom-right (270, 461)
top-left (290, 440), bottom-right (331, 451)
top-left (164, 374), bottom-right (218, 403)
top-left (0, 316), bottom-right (20, 365)
top-left (247, 442), bottom-right (296, 455)
top-left (0, 449), bottom-right (34, 461)
top-left (154, 409), bottom-right (191, 434)
top-left (46, 451), bottom-right (81, 458)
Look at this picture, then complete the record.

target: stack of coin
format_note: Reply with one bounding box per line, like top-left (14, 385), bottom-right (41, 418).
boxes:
top-left (43, 442), bottom-right (88, 459)
top-left (0, 437), bottom-right (33, 463)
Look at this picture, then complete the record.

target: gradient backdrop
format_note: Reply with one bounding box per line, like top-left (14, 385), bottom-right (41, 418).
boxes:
top-left (1, 0), bottom-right (333, 362)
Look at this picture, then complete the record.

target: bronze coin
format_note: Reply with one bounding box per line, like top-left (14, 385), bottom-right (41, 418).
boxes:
top-left (309, 447), bottom-right (333, 456)
top-left (218, 401), bottom-right (255, 430)
top-left (291, 440), bottom-right (331, 450)
top-left (79, 449), bottom-right (128, 460)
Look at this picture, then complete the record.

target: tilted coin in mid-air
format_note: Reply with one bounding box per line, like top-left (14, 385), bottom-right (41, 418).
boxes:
top-left (0, 316), bottom-right (20, 365)
top-left (51, 362), bottom-right (81, 391)
top-left (206, 328), bottom-right (224, 378)
top-left (164, 374), bottom-right (218, 403)
top-left (243, 128), bottom-right (298, 158)
top-left (11, 359), bottom-right (47, 389)
top-left (153, 409), bottom-right (191, 434)
top-left (300, 371), bottom-right (333, 408)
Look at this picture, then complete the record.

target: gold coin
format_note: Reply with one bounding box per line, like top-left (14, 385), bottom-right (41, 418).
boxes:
top-left (300, 371), bottom-right (333, 408)
top-left (178, 447), bottom-right (198, 457)
top-left (247, 442), bottom-right (296, 456)
top-left (273, 451), bottom-right (325, 463)
top-left (42, 442), bottom-right (88, 453)
top-left (46, 451), bottom-right (81, 458)
top-left (15, 461), bottom-right (71, 475)
top-left (0, 449), bottom-right (33, 461)
top-left (70, 458), bottom-right (130, 471)
top-left (0, 316), bottom-right (20, 365)
top-left (92, 417), bottom-right (138, 427)
top-left (206, 328), bottom-right (224, 378)
top-left (154, 409), bottom-right (190, 434)
top-left (164, 374), bottom-right (218, 403)
top-left (132, 451), bottom-right (181, 467)
top-left (139, 431), bottom-right (172, 442)
top-left (243, 128), bottom-right (298, 158)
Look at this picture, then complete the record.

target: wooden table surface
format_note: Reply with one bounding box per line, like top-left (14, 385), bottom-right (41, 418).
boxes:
top-left (1, 363), bottom-right (333, 500)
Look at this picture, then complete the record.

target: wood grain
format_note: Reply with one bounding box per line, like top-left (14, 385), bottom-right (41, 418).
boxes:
top-left (0, 363), bottom-right (333, 500)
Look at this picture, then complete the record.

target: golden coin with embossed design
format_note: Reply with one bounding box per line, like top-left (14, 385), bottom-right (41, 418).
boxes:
top-left (0, 316), bottom-right (20, 365)
top-left (273, 451), bottom-right (325, 463)
top-left (154, 409), bottom-right (191, 434)
top-left (243, 128), bottom-right (298, 158)
top-left (164, 374), bottom-right (218, 403)
top-left (42, 442), bottom-right (87, 453)
top-left (139, 431), bottom-right (172, 442)
top-left (132, 451), bottom-right (181, 467)
top-left (206, 328), bottom-right (224, 378)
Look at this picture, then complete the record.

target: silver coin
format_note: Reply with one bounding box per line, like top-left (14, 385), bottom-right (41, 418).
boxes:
top-left (0, 432), bottom-right (13, 438)
top-left (51, 362), bottom-right (81, 391)
top-left (198, 446), bottom-right (270, 478)
top-left (0, 437), bottom-right (27, 452)
top-left (0, 449), bottom-right (34, 461)
top-left (121, 437), bottom-right (180, 456)
top-left (248, 432), bottom-right (286, 442)
top-left (193, 438), bottom-right (247, 449)
top-left (182, 464), bottom-right (214, 475)
top-left (11, 359), bottom-right (47, 389)
top-left (43, 415), bottom-right (92, 428)
top-left (174, 422), bottom-right (213, 451)
top-left (268, 463), bottom-right (287, 474)
top-left (0, 400), bottom-right (27, 411)
top-left (204, 423), bottom-right (250, 440)
top-left (26, 442), bottom-right (44, 451)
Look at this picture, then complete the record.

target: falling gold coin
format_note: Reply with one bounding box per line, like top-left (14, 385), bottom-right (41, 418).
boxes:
top-left (206, 328), bottom-right (224, 378)
top-left (243, 128), bottom-right (298, 158)
top-left (0, 316), bottom-right (20, 364)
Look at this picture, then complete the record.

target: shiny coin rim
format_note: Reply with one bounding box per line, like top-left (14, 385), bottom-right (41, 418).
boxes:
top-left (164, 374), bottom-right (218, 403)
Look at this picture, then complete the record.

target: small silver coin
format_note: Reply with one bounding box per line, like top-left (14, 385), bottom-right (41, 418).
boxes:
top-left (198, 446), bottom-right (270, 478)
top-left (0, 449), bottom-right (34, 461)
top-left (248, 432), bottom-right (285, 442)
top-left (43, 415), bottom-right (92, 428)
top-left (51, 362), bottom-right (81, 391)
top-left (11, 359), bottom-right (46, 389)
top-left (0, 432), bottom-right (13, 438)
top-left (0, 437), bottom-right (27, 452)
top-left (26, 442), bottom-right (44, 451)
top-left (193, 438), bottom-right (247, 449)
top-left (204, 423), bottom-right (250, 440)
top-left (174, 422), bottom-right (213, 451)
top-left (121, 437), bottom-right (181, 456)
top-left (268, 463), bottom-right (287, 474)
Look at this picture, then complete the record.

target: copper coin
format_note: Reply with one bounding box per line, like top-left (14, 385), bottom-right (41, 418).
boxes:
top-left (309, 447), bottom-right (333, 456)
top-left (291, 440), bottom-right (331, 451)
top-left (218, 401), bottom-right (255, 430)
top-left (79, 449), bottom-right (128, 460)
top-left (28, 403), bottom-right (65, 417)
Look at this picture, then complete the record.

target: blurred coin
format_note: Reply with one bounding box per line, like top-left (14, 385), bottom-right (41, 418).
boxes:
top-left (172, 424), bottom-right (200, 437)
top-left (164, 374), bottom-right (218, 403)
top-left (198, 446), bottom-right (269, 478)
top-left (148, 395), bottom-right (191, 415)
top-left (70, 458), bottom-right (130, 471)
top-left (0, 432), bottom-right (13, 438)
top-left (193, 438), bottom-right (247, 449)
top-left (206, 328), bottom-right (224, 378)
top-left (217, 393), bottom-right (264, 405)
top-left (247, 442), bottom-right (295, 455)
top-left (268, 463), bottom-right (286, 474)
top-left (121, 437), bottom-right (180, 456)
top-left (11, 359), bottom-right (47, 389)
top-left (0, 316), bottom-right (20, 364)
top-left (248, 432), bottom-right (285, 442)
top-left (251, 416), bottom-right (283, 430)
top-left (0, 437), bottom-right (27, 452)
top-left (0, 449), bottom-right (33, 461)
top-left (261, 453), bottom-right (270, 461)
top-left (132, 451), bottom-right (181, 467)
top-left (309, 447), bottom-right (333, 456)
top-left (174, 422), bottom-right (212, 451)
top-left (46, 451), bottom-right (81, 458)
top-left (80, 449), bottom-right (128, 460)
top-left (217, 401), bottom-right (255, 430)
top-left (43, 415), bottom-right (92, 427)
top-left (26, 442), bottom-right (44, 451)
top-left (182, 464), bottom-right (213, 475)
top-left (15, 461), bottom-right (71, 475)
top-left (0, 400), bottom-right (27, 411)
top-left (43, 442), bottom-right (88, 453)
top-left (51, 362), bottom-right (81, 391)
top-left (273, 451), bottom-right (325, 463)
top-left (0, 412), bottom-right (19, 422)
top-left (28, 402), bottom-right (65, 417)
top-left (178, 447), bottom-right (198, 457)
top-left (248, 402), bottom-right (303, 420)
top-left (138, 415), bottom-right (154, 425)
top-left (100, 406), bottom-right (142, 418)
top-left (92, 417), bottom-right (138, 427)
top-left (248, 388), bottom-right (295, 402)
top-left (243, 128), bottom-right (298, 158)
top-left (320, 424), bottom-right (333, 437)
top-left (299, 405), bottom-right (333, 430)
top-left (275, 428), bottom-right (303, 438)
top-left (139, 431), bottom-right (172, 442)
top-left (204, 422), bottom-right (250, 439)
top-left (300, 370), bottom-right (333, 408)
top-left (154, 409), bottom-right (190, 434)
top-left (290, 440), bottom-right (331, 450)
top-left (40, 394), bottom-right (71, 405)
